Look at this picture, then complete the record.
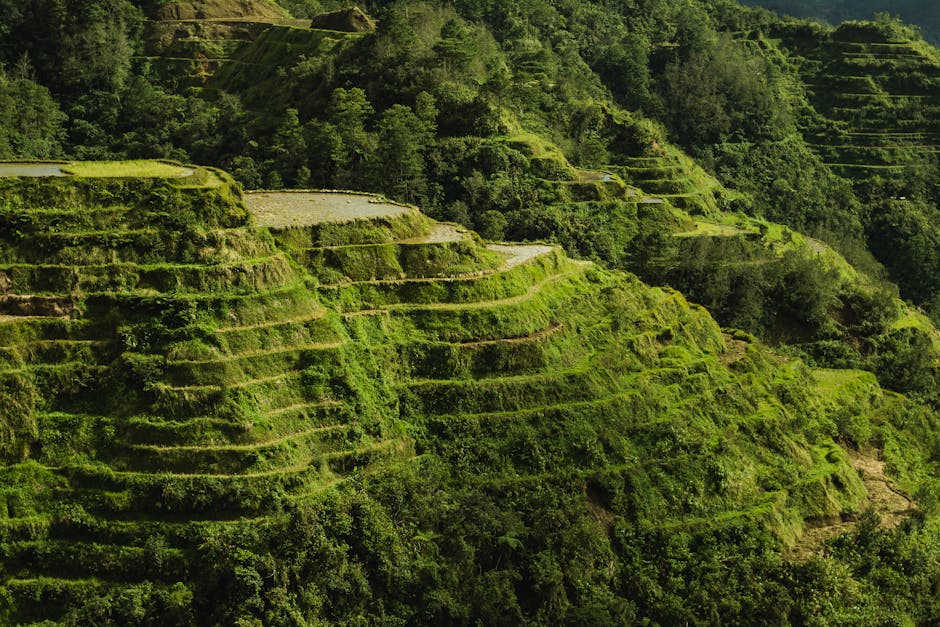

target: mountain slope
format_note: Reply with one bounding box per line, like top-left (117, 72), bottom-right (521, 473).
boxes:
top-left (740, 0), bottom-right (940, 45)
top-left (0, 163), bottom-right (936, 624)
top-left (3, 0), bottom-right (940, 622)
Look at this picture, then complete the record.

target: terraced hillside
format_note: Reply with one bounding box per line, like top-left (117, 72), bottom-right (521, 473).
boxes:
top-left (501, 132), bottom-right (725, 218)
top-left (775, 21), bottom-right (940, 180)
top-left (142, 0), bottom-right (314, 88)
top-left (0, 166), bottom-right (414, 621)
top-left (605, 145), bottom-right (725, 214)
top-left (0, 162), bottom-right (914, 623)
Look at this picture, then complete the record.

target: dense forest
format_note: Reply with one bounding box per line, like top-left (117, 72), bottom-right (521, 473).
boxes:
top-left (740, 0), bottom-right (940, 45)
top-left (2, 0), bottom-right (940, 623)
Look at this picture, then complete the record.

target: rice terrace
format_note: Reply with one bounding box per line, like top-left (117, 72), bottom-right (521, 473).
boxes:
top-left (4, 0), bottom-right (940, 623)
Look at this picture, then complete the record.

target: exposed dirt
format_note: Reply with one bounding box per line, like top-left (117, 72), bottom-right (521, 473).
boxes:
top-left (806, 237), bottom-right (828, 254)
top-left (145, 20), bottom-right (271, 55)
top-left (718, 333), bottom-right (750, 366)
top-left (310, 7), bottom-right (375, 32)
top-left (245, 191), bottom-right (413, 228)
top-left (0, 162), bottom-right (194, 178)
top-left (399, 224), bottom-right (468, 245)
top-left (486, 243), bottom-right (555, 268)
top-left (848, 449), bottom-right (915, 528)
top-left (0, 295), bottom-right (74, 318)
top-left (153, 0), bottom-right (284, 21)
top-left (788, 448), bottom-right (915, 560)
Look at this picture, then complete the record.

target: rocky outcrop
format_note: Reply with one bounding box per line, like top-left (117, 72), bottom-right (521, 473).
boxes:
top-left (310, 6), bottom-right (375, 32)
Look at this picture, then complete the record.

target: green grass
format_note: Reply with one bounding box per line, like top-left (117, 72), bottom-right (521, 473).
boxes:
top-left (59, 161), bottom-right (196, 179)
top-left (890, 309), bottom-right (940, 352)
top-left (673, 221), bottom-right (750, 238)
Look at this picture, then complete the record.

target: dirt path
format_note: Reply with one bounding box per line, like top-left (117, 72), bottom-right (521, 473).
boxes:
top-left (0, 315), bottom-right (57, 323)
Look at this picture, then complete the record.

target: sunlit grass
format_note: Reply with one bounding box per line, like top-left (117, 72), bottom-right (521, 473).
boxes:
top-left (61, 160), bottom-right (195, 179)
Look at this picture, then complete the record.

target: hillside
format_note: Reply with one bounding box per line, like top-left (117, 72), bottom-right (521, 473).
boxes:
top-left (3, 0), bottom-right (940, 622)
top-left (0, 162), bottom-right (935, 623)
top-left (740, 0), bottom-right (940, 45)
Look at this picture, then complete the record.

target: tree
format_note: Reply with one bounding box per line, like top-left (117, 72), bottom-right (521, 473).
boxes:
top-left (324, 87), bottom-right (375, 189)
top-left (659, 34), bottom-right (788, 148)
top-left (595, 32), bottom-right (653, 112)
top-left (370, 101), bottom-right (437, 203)
top-left (269, 108), bottom-right (307, 186)
top-left (434, 18), bottom-right (477, 74)
top-left (0, 64), bottom-right (67, 159)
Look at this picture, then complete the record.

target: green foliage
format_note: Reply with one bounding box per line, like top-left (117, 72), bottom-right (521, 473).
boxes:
top-left (5, 0), bottom-right (940, 622)
top-left (711, 136), bottom-right (863, 240)
top-left (740, 0), bottom-right (940, 45)
top-left (368, 99), bottom-right (436, 204)
top-left (0, 65), bottom-right (67, 160)
top-left (0, 169), bottom-right (904, 624)
top-left (660, 34), bottom-right (792, 147)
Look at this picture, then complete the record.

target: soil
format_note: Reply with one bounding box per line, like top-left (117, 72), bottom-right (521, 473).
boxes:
top-left (153, 0), bottom-right (284, 21)
top-left (487, 243), bottom-right (555, 268)
top-left (788, 448), bottom-right (915, 560)
top-left (0, 295), bottom-right (74, 318)
top-left (399, 224), bottom-right (468, 245)
top-left (806, 237), bottom-right (829, 254)
top-left (718, 333), bottom-right (750, 366)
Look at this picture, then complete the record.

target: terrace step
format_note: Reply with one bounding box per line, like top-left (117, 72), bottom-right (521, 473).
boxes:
top-left (399, 323), bottom-right (567, 379)
top-left (3, 539), bottom-right (189, 582)
top-left (47, 438), bottom-right (410, 514)
top-left (0, 253), bottom-right (297, 294)
top-left (5, 577), bottom-right (193, 625)
top-left (405, 366), bottom-right (602, 416)
top-left (163, 341), bottom-right (346, 386)
top-left (345, 263), bottom-right (588, 317)
top-left (318, 249), bottom-right (562, 312)
top-left (113, 424), bottom-right (355, 474)
top-left (118, 401), bottom-right (352, 445)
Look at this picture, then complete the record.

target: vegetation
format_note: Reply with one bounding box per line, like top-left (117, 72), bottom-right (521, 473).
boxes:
top-left (0, 166), bottom-right (934, 625)
top-left (2, 0), bottom-right (940, 622)
top-left (741, 0), bottom-right (940, 45)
